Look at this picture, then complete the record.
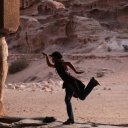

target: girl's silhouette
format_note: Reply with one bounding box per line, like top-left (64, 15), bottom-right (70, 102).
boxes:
top-left (42, 51), bottom-right (100, 125)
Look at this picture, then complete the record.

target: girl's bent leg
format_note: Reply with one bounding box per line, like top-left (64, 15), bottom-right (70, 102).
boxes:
top-left (80, 77), bottom-right (100, 100)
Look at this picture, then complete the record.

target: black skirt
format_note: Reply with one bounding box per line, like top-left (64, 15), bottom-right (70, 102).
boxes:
top-left (62, 77), bottom-right (85, 98)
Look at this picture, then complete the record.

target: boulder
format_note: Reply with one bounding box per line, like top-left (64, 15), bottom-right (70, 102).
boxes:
top-left (38, 0), bottom-right (65, 15)
top-left (66, 15), bottom-right (103, 43)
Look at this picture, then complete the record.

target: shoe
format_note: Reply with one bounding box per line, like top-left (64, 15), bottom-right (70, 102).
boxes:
top-left (63, 118), bottom-right (74, 125)
top-left (91, 77), bottom-right (100, 87)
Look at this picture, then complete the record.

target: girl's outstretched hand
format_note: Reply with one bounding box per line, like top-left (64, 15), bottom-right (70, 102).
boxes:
top-left (42, 52), bottom-right (47, 56)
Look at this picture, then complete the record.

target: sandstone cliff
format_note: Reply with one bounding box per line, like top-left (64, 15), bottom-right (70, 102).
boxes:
top-left (7, 0), bottom-right (128, 54)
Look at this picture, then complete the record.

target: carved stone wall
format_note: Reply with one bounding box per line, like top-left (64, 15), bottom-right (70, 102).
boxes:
top-left (0, 0), bottom-right (20, 35)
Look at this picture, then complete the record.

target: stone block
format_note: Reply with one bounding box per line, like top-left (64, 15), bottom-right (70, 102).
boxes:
top-left (0, 0), bottom-right (20, 35)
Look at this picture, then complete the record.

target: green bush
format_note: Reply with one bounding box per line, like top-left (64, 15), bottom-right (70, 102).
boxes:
top-left (9, 58), bottom-right (29, 74)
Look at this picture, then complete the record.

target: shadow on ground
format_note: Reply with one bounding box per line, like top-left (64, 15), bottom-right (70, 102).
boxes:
top-left (49, 121), bottom-right (128, 128)
top-left (0, 116), bottom-right (56, 127)
top-left (0, 117), bottom-right (128, 128)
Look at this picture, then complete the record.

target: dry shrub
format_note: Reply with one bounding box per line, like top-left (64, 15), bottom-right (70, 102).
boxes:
top-left (9, 58), bottom-right (29, 74)
top-left (123, 45), bottom-right (128, 52)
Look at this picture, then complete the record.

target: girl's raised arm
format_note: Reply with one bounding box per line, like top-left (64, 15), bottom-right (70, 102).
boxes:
top-left (42, 52), bottom-right (55, 68)
top-left (65, 62), bottom-right (84, 74)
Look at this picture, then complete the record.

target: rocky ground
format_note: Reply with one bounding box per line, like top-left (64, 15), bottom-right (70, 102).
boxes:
top-left (0, 52), bottom-right (127, 128)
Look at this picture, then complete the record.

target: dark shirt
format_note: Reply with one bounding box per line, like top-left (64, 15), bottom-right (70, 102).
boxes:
top-left (55, 60), bottom-right (85, 93)
top-left (55, 61), bottom-right (71, 81)
top-left (55, 60), bottom-right (76, 90)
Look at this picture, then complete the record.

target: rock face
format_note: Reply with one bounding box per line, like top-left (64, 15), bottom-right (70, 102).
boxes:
top-left (7, 0), bottom-right (128, 53)
top-left (117, 5), bottom-right (128, 27)
top-left (9, 16), bottom-right (44, 53)
top-left (0, 0), bottom-right (19, 35)
top-left (57, 0), bottom-right (128, 31)
top-left (87, 0), bottom-right (128, 31)
top-left (8, 12), bottom-right (103, 53)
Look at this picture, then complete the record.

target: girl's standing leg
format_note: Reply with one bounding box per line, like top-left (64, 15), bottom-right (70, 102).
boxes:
top-left (64, 88), bottom-right (74, 124)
